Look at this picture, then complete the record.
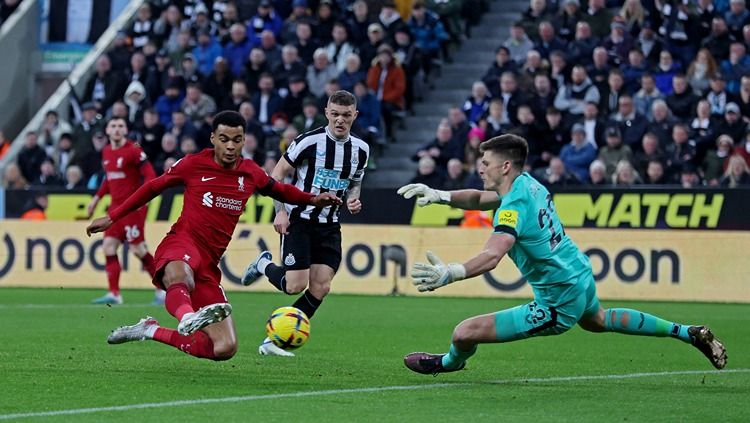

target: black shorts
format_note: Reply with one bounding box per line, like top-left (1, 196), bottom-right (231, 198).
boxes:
top-left (281, 219), bottom-right (342, 272)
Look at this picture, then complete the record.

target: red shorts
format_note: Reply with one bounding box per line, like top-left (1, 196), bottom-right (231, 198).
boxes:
top-left (152, 233), bottom-right (227, 310)
top-left (105, 206), bottom-right (147, 244)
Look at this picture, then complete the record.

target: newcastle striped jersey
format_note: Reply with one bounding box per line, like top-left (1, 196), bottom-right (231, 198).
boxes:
top-left (282, 126), bottom-right (369, 223)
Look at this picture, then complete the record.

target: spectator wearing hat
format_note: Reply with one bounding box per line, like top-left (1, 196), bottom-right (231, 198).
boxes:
top-left (580, 0), bottom-right (613, 39)
top-left (83, 55), bottom-right (124, 114)
top-left (314, 0), bottom-right (339, 46)
top-left (503, 22), bottom-right (535, 66)
top-left (665, 123), bottom-right (697, 182)
top-left (281, 1), bottom-right (311, 44)
top-left (598, 126), bottom-right (633, 178)
top-left (463, 126), bottom-right (486, 170)
top-left (190, 4), bottom-right (218, 38)
top-left (72, 102), bottom-right (104, 158)
top-left (293, 20), bottom-right (319, 65)
top-left (292, 97), bottom-right (327, 134)
top-left (367, 43), bottom-right (406, 143)
top-left (123, 80), bottom-right (151, 126)
top-left (603, 17), bottom-right (633, 66)
top-left (249, 0), bottom-right (283, 40)
top-left (703, 134), bottom-right (735, 185)
top-left (281, 75), bottom-right (312, 121)
top-left (154, 81), bottom-right (185, 126)
top-left (193, 29), bottom-right (223, 77)
top-left (554, 0), bottom-right (583, 42)
top-left (359, 23), bottom-right (385, 69)
top-left (635, 21), bottom-right (664, 69)
top-left (608, 94), bottom-right (648, 151)
top-left (337, 53), bottom-right (366, 93)
top-left (272, 44), bottom-right (307, 89)
top-left (408, 1), bottom-right (449, 79)
top-left (706, 72), bottom-right (737, 117)
top-left (560, 123), bottom-right (597, 182)
top-left (345, 0), bottom-right (373, 47)
top-left (716, 102), bottom-right (748, 143)
top-left (223, 23), bottom-right (255, 78)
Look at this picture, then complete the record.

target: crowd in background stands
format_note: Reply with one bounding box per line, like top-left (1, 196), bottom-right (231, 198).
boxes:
top-left (0, 0), bottom-right (22, 29)
top-left (409, 0), bottom-right (750, 190)
top-left (2, 0), bottom-right (489, 193)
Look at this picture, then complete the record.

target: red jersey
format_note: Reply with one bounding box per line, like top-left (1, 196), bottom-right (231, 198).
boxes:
top-left (96, 141), bottom-right (156, 205)
top-left (109, 149), bottom-right (314, 263)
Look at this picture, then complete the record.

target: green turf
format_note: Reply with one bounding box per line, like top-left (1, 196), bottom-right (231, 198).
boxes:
top-left (0, 288), bottom-right (748, 422)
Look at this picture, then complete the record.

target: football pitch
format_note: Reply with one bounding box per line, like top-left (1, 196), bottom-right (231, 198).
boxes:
top-left (1, 288), bottom-right (748, 422)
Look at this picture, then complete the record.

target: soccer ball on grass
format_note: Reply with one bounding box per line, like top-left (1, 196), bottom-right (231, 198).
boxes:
top-left (266, 306), bottom-right (310, 350)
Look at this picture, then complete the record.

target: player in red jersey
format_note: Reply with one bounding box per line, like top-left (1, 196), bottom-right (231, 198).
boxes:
top-left (87, 117), bottom-right (163, 305)
top-left (86, 110), bottom-right (341, 360)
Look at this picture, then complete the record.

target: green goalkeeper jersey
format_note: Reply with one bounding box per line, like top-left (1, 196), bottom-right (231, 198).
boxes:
top-left (492, 172), bottom-right (590, 287)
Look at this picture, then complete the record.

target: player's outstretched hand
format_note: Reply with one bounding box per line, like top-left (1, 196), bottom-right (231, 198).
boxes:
top-left (347, 198), bottom-right (362, 214)
top-left (410, 251), bottom-right (466, 292)
top-left (311, 192), bottom-right (342, 207)
top-left (86, 215), bottom-right (113, 237)
top-left (396, 183), bottom-right (451, 207)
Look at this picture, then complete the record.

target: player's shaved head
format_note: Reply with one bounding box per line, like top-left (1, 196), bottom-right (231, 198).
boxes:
top-left (212, 110), bottom-right (246, 133)
top-left (480, 134), bottom-right (528, 170)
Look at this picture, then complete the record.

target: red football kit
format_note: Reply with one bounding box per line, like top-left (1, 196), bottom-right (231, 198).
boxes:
top-left (96, 141), bottom-right (156, 244)
top-left (108, 149), bottom-right (315, 309)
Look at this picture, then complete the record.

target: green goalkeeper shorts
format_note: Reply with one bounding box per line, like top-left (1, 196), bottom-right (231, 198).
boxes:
top-left (494, 270), bottom-right (600, 342)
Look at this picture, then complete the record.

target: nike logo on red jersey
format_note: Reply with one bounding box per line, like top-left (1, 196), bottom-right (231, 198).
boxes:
top-left (201, 176), bottom-right (217, 182)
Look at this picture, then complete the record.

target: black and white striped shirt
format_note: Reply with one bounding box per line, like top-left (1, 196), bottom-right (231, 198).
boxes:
top-left (283, 126), bottom-right (369, 223)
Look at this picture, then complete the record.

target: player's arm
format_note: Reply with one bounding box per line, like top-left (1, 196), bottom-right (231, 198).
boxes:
top-left (346, 180), bottom-right (362, 214)
top-left (86, 172), bottom-right (181, 236)
top-left (256, 164), bottom-right (341, 208)
top-left (139, 154), bottom-right (157, 183)
top-left (397, 184), bottom-right (500, 211)
top-left (270, 155), bottom-right (296, 213)
top-left (87, 177), bottom-right (109, 218)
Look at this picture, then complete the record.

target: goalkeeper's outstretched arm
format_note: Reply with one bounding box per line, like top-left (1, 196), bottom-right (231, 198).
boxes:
top-left (398, 183), bottom-right (500, 210)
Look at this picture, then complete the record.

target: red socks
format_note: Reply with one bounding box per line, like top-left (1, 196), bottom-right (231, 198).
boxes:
top-left (140, 253), bottom-right (157, 278)
top-left (153, 327), bottom-right (215, 359)
top-left (105, 255), bottom-right (121, 295)
top-left (165, 282), bottom-right (194, 321)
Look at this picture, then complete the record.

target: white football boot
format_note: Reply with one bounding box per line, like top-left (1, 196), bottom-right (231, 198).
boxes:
top-left (258, 337), bottom-right (295, 357)
top-left (108, 316), bottom-right (159, 344)
top-left (92, 292), bottom-right (123, 305)
top-left (177, 303), bottom-right (232, 336)
top-left (241, 251), bottom-right (272, 286)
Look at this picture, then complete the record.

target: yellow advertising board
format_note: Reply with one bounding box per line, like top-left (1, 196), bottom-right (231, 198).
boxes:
top-left (0, 221), bottom-right (747, 303)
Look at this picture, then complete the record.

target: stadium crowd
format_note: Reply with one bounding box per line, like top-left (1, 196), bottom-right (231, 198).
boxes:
top-left (2, 0), bottom-right (488, 194)
top-left (408, 0), bottom-right (750, 189)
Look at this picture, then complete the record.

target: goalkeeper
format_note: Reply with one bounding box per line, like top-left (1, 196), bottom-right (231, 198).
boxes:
top-left (397, 134), bottom-right (727, 375)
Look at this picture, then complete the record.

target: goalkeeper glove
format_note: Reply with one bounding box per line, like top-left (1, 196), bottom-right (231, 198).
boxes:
top-left (411, 251), bottom-right (466, 292)
top-left (396, 183), bottom-right (451, 207)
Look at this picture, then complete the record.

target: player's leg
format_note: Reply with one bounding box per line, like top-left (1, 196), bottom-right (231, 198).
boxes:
top-left (296, 264), bottom-right (333, 318)
top-left (244, 221), bottom-right (310, 294)
top-left (92, 236), bottom-right (123, 304)
top-left (576, 275), bottom-right (727, 369)
top-left (290, 222), bottom-right (341, 319)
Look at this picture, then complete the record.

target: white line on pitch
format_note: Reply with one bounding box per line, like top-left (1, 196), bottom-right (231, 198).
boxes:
top-left (0, 304), bottom-right (154, 309)
top-left (0, 369), bottom-right (747, 420)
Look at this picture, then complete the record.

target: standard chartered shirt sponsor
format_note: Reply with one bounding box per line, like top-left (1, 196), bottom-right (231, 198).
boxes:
top-left (215, 195), bottom-right (243, 211)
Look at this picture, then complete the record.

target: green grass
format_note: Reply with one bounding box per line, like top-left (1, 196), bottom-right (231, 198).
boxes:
top-left (0, 288), bottom-right (748, 422)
